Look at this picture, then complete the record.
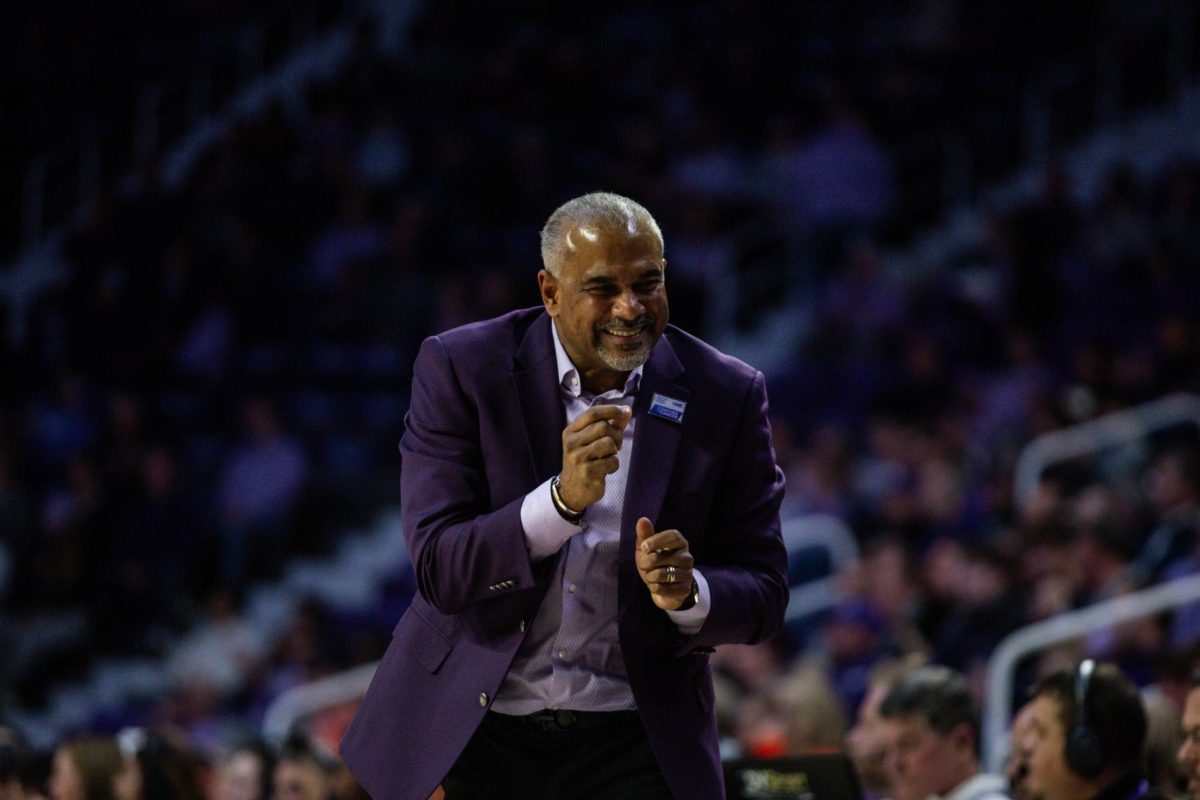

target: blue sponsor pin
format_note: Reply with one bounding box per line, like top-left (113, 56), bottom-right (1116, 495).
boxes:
top-left (648, 393), bottom-right (686, 423)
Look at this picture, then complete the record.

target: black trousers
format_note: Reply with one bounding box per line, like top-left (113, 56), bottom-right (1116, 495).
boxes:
top-left (442, 709), bottom-right (675, 799)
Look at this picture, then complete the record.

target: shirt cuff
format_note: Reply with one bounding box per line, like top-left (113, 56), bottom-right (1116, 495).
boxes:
top-left (666, 568), bottom-right (711, 635)
top-left (520, 477), bottom-right (583, 560)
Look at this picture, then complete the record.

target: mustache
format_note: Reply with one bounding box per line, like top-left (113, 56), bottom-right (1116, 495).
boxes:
top-left (599, 317), bottom-right (651, 332)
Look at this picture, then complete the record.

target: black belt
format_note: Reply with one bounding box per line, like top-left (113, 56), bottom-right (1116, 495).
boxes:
top-left (504, 708), bottom-right (640, 733)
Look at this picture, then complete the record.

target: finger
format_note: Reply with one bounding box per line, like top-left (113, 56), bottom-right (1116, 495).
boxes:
top-left (605, 405), bottom-right (634, 433)
top-left (639, 550), bottom-right (694, 571)
top-left (639, 529), bottom-right (687, 554)
top-left (565, 404), bottom-right (632, 434)
top-left (647, 565), bottom-right (691, 585)
top-left (568, 420), bottom-right (625, 450)
top-left (582, 456), bottom-right (619, 478)
top-left (635, 517), bottom-right (654, 544)
top-left (579, 436), bottom-right (619, 461)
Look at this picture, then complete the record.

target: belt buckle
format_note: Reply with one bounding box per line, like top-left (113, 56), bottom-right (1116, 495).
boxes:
top-left (530, 709), bottom-right (577, 732)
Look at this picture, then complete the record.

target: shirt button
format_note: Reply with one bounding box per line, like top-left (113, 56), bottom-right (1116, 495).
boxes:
top-left (558, 650), bottom-right (566, 660)
top-left (568, 584), bottom-right (576, 593)
top-left (479, 692), bottom-right (488, 707)
top-left (579, 521), bottom-right (589, 531)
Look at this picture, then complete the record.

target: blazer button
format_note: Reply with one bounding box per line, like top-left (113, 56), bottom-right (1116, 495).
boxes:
top-left (479, 692), bottom-right (488, 707)
top-left (519, 620), bottom-right (526, 632)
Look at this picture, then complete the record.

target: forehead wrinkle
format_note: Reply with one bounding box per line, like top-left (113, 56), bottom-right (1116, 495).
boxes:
top-left (580, 262), bottom-right (615, 283)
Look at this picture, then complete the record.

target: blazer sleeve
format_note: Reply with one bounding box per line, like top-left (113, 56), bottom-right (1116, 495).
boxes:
top-left (400, 335), bottom-right (543, 615)
top-left (676, 369), bottom-right (788, 653)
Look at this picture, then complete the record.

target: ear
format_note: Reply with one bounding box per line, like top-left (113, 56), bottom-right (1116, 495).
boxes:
top-left (950, 722), bottom-right (975, 757)
top-left (538, 270), bottom-right (560, 316)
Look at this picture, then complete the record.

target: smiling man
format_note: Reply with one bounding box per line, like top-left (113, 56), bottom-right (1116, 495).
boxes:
top-left (341, 192), bottom-right (788, 800)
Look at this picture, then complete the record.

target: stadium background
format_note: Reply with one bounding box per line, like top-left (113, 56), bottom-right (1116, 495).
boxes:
top-left (2, 0), bottom-right (1200, 795)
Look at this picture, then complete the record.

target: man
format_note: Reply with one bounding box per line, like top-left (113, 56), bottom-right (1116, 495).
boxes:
top-left (273, 737), bottom-right (332, 800)
top-left (1128, 446), bottom-right (1199, 586)
top-left (213, 741), bottom-right (272, 800)
top-left (1006, 702), bottom-right (1037, 800)
top-left (340, 192), bottom-right (788, 799)
top-left (878, 665), bottom-right (1009, 800)
top-left (846, 654), bottom-right (926, 800)
top-left (0, 726), bottom-right (45, 800)
top-left (1018, 660), bottom-right (1166, 800)
top-left (1178, 677), bottom-right (1200, 800)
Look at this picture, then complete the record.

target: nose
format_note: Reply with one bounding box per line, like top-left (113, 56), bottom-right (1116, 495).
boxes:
top-left (1180, 737), bottom-right (1194, 766)
top-left (613, 288), bottom-right (644, 319)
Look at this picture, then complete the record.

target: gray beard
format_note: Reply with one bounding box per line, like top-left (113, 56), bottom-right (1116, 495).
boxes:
top-left (597, 343), bottom-right (652, 372)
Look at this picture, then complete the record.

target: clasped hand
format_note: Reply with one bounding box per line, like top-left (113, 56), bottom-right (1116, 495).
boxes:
top-left (557, 404), bottom-right (632, 512)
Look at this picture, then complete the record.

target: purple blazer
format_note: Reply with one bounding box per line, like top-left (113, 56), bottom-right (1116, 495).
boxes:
top-left (340, 308), bottom-right (787, 800)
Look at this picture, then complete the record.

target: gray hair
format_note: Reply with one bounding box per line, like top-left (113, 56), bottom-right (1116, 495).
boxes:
top-left (539, 192), bottom-right (664, 277)
top-left (879, 665), bottom-right (979, 753)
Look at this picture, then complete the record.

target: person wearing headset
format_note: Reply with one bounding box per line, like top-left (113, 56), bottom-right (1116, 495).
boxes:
top-left (1017, 660), bottom-right (1167, 800)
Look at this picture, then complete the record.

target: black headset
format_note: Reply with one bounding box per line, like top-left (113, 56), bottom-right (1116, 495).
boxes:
top-left (1065, 659), bottom-right (1107, 778)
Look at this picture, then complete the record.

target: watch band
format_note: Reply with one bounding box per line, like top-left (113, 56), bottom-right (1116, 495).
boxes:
top-left (676, 578), bottom-right (700, 611)
top-left (550, 475), bottom-right (584, 524)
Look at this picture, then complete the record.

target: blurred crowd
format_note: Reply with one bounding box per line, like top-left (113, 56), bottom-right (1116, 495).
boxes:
top-left (721, 155), bottom-right (1200, 763)
top-left (2, 0), bottom-right (1200, 796)
top-left (2, 662), bottom-right (1196, 799)
top-left (0, 724), bottom-right (368, 800)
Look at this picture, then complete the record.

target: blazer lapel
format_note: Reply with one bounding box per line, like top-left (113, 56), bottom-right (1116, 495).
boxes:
top-left (619, 335), bottom-right (688, 615)
top-left (511, 313), bottom-right (565, 486)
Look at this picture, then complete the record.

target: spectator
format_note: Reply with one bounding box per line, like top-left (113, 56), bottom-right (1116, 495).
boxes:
top-left (166, 588), bottom-right (266, 699)
top-left (1017, 660), bottom-right (1166, 800)
top-left (824, 599), bottom-right (888, 715)
top-left (214, 398), bottom-right (308, 584)
top-left (734, 659), bottom-right (847, 759)
top-left (846, 654), bottom-right (926, 800)
top-left (111, 729), bottom-right (203, 800)
top-left (1141, 689), bottom-right (1182, 799)
top-left (213, 741), bottom-right (273, 800)
top-left (1178, 676), bottom-right (1200, 800)
top-left (1131, 446), bottom-right (1200, 586)
top-left (0, 726), bottom-right (47, 800)
top-left (878, 665), bottom-right (1009, 800)
top-left (47, 738), bottom-right (120, 800)
top-left (754, 90), bottom-right (895, 277)
top-left (1006, 702), bottom-right (1036, 800)
top-left (272, 738), bottom-right (331, 800)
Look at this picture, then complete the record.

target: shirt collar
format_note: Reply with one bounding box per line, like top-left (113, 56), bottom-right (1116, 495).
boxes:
top-left (550, 319), bottom-right (643, 399)
top-left (936, 772), bottom-right (1010, 800)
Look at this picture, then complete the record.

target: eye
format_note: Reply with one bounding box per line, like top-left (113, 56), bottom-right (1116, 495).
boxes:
top-left (635, 279), bottom-right (662, 293)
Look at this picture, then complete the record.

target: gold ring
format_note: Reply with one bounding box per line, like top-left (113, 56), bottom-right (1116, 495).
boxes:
top-left (667, 565), bottom-right (676, 584)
